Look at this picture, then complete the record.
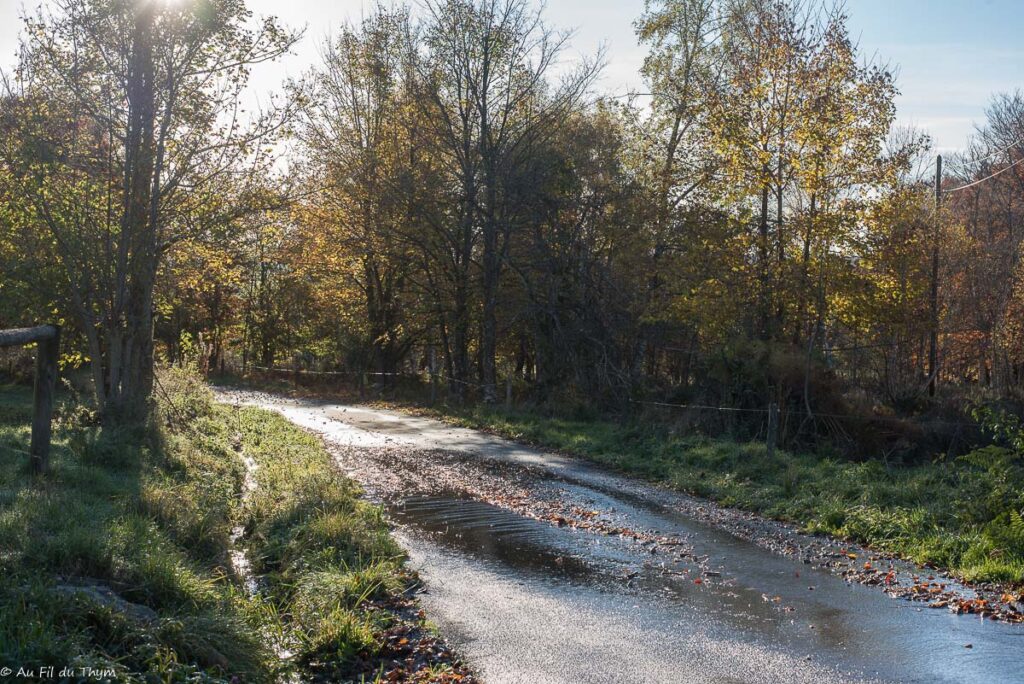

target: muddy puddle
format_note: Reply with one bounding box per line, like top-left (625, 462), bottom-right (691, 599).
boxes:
top-left (387, 476), bottom-right (1024, 683)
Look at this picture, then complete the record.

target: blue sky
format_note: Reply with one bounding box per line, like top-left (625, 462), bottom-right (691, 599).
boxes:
top-left (1, 0), bottom-right (1021, 151)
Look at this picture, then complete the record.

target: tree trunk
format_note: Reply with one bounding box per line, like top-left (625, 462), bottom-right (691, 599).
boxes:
top-left (480, 170), bottom-right (499, 403)
top-left (758, 180), bottom-right (771, 340)
top-left (794, 193), bottom-right (816, 346)
top-left (104, 3), bottom-right (158, 423)
top-left (450, 279), bottom-right (470, 402)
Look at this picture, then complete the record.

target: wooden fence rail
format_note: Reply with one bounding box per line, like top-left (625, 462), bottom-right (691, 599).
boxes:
top-left (0, 325), bottom-right (60, 474)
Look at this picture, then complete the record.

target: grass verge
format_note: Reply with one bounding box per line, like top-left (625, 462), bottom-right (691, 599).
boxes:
top-left (236, 405), bottom-right (469, 682)
top-left (0, 376), bottom-right (470, 682)
top-left (412, 403), bottom-right (1024, 586)
top-left (0, 375), bottom-right (268, 681)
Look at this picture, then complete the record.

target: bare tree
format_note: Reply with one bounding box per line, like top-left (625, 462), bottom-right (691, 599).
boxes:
top-left (420, 0), bottom-right (602, 402)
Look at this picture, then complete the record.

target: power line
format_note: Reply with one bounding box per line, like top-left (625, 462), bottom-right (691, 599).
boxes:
top-left (945, 155), bottom-right (1024, 194)
top-left (962, 135), bottom-right (1024, 166)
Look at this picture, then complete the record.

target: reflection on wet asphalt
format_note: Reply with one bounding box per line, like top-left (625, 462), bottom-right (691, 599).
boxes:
top-left (228, 393), bottom-right (1024, 684)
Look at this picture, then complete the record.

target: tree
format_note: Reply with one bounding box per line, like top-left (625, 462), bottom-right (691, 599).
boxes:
top-left (631, 0), bottom-right (726, 378)
top-left (420, 0), bottom-right (601, 402)
top-left (1, 0), bottom-right (297, 421)
top-left (293, 7), bottom-right (421, 379)
top-left (943, 92), bottom-right (1024, 392)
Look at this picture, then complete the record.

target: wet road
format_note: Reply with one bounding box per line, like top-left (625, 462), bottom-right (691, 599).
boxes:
top-left (226, 393), bottom-right (1024, 684)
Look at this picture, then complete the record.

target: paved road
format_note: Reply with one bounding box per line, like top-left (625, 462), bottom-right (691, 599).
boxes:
top-left (226, 392), bottom-right (1024, 684)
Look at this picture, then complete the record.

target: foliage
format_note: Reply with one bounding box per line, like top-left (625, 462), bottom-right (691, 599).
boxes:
top-left (0, 0), bottom-right (297, 421)
top-left (152, 0), bottom-right (941, 433)
top-left (6, 0), bottom-right (1023, 442)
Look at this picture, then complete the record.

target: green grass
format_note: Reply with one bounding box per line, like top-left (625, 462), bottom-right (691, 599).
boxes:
top-left (423, 404), bottom-right (1024, 586)
top-left (0, 376), bottom-right (269, 682)
top-left (0, 373), bottom-right (436, 682)
top-left (235, 406), bottom-right (413, 681)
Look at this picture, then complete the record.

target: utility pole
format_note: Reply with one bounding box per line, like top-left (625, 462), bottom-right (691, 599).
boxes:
top-left (928, 155), bottom-right (942, 397)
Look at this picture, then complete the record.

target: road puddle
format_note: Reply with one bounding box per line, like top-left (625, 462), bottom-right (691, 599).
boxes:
top-left (389, 494), bottom-right (600, 581)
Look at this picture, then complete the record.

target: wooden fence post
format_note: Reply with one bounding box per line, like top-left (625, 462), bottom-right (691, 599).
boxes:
top-left (30, 327), bottom-right (60, 474)
top-left (0, 325), bottom-right (60, 475)
top-left (766, 402), bottom-right (778, 459)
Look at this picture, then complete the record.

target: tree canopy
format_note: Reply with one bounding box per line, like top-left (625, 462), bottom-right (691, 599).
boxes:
top-left (2, 0), bottom-right (1023, 446)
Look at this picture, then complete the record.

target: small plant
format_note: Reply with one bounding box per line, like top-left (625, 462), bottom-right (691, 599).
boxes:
top-left (971, 403), bottom-right (1024, 455)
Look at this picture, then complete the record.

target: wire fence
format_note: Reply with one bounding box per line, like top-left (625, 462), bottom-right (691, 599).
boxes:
top-left (249, 364), bottom-right (492, 388)
top-left (247, 364), bottom-right (977, 431)
top-left (628, 398), bottom-right (977, 429)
